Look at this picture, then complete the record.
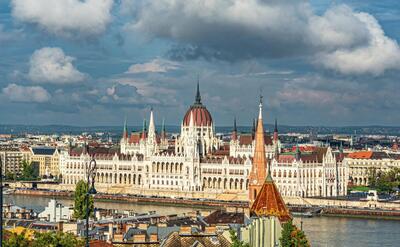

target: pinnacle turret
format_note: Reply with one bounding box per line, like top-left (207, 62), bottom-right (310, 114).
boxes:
top-left (232, 117), bottom-right (238, 141)
top-left (194, 80), bottom-right (202, 105)
top-left (141, 119), bottom-right (147, 140)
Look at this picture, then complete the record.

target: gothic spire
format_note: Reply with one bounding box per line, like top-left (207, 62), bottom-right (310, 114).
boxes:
top-left (274, 118), bottom-right (278, 133)
top-left (123, 116), bottom-right (128, 139)
top-left (258, 94), bottom-right (263, 119)
top-left (232, 117), bottom-right (238, 141)
top-left (161, 118), bottom-right (167, 140)
top-left (148, 108), bottom-right (155, 139)
top-left (141, 118), bottom-right (147, 140)
top-left (249, 96), bottom-right (267, 203)
top-left (195, 80), bottom-right (202, 105)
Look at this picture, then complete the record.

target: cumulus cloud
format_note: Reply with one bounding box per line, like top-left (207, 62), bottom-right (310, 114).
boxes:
top-left (127, 1), bottom-right (400, 75)
top-left (126, 58), bottom-right (180, 74)
top-left (29, 47), bottom-right (85, 84)
top-left (2, 83), bottom-right (50, 103)
top-left (11, 0), bottom-right (113, 37)
top-left (315, 12), bottom-right (400, 75)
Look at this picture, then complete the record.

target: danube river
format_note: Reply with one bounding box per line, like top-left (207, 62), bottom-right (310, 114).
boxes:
top-left (5, 195), bottom-right (400, 247)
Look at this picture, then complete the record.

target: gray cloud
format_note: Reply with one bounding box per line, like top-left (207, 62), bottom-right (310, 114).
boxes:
top-left (2, 83), bottom-right (51, 103)
top-left (127, 1), bottom-right (400, 75)
top-left (11, 0), bottom-right (113, 37)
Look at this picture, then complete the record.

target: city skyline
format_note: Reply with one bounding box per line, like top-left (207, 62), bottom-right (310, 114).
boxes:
top-left (1, 0), bottom-right (400, 126)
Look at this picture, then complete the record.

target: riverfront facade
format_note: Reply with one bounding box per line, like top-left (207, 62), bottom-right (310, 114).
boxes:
top-left (59, 85), bottom-right (348, 199)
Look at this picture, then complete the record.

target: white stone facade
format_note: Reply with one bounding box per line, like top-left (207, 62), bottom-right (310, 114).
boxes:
top-left (271, 147), bottom-right (348, 197)
top-left (60, 87), bottom-right (348, 198)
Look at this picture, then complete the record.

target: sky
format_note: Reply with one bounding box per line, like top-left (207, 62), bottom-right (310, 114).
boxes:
top-left (0, 0), bottom-right (400, 127)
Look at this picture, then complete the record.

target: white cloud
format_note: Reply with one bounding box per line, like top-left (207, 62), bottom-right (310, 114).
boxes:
top-left (11, 0), bottom-right (113, 37)
top-left (2, 83), bottom-right (50, 103)
top-left (29, 47), bottom-right (85, 84)
top-left (128, 1), bottom-right (400, 75)
top-left (126, 58), bottom-right (180, 74)
top-left (315, 12), bottom-right (400, 76)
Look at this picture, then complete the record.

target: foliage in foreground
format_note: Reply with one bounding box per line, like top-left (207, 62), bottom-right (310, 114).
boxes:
top-left (73, 180), bottom-right (94, 220)
top-left (2, 230), bottom-right (84, 247)
top-left (229, 229), bottom-right (250, 247)
top-left (280, 220), bottom-right (310, 247)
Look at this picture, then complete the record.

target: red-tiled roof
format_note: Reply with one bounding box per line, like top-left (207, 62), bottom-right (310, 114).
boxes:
top-left (238, 133), bottom-right (273, 145)
top-left (203, 210), bottom-right (244, 225)
top-left (348, 151), bottom-right (373, 159)
top-left (291, 145), bottom-right (317, 152)
top-left (278, 155), bottom-right (295, 163)
top-left (250, 177), bottom-right (292, 222)
top-left (89, 240), bottom-right (113, 247)
top-left (183, 106), bottom-right (213, 126)
top-left (239, 134), bottom-right (253, 145)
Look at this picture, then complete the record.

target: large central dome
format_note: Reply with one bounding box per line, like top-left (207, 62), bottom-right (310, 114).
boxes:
top-left (183, 83), bottom-right (213, 126)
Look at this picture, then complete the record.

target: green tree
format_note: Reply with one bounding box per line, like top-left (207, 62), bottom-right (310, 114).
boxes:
top-left (3, 230), bottom-right (84, 247)
top-left (3, 230), bottom-right (31, 247)
top-left (368, 167), bottom-right (400, 193)
top-left (280, 220), bottom-right (310, 247)
top-left (73, 180), bottom-right (94, 220)
top-left (20, 160), bottom-right (38, 181)
top-left (5, 170), bottom-right (16, 181)
top-left (32, 231), bottom-right (84, 247)
top-left (229, 229), bottom-right (250, 247)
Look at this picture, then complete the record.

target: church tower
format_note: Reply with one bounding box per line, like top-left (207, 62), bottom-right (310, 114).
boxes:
top-left (249, 96), bottom-right (268, 205)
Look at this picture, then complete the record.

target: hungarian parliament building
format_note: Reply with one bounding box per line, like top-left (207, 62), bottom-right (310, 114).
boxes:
top-left (60, 84), bottom-right (348, 199)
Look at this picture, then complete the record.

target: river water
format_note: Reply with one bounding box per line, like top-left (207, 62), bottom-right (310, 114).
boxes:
top-left (5, 195), bottom-right (400, 247)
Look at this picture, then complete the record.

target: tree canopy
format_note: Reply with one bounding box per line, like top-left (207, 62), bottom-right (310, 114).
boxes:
top-left (73, 180), bottom-right (94, 220)
top-left (2, 230), bottom-right (83, 247)
top-left (280, 220), bottom-right (310, 247)
top-left (229, 229), bottom-right (250, 247)
top-left (368, 167), bottom-right (400, 193)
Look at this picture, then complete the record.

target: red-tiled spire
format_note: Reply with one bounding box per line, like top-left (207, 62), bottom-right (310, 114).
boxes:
top-left (250, 161), bottom-right (292, 222)
top-left (249, 95), bottom-right (267, 204)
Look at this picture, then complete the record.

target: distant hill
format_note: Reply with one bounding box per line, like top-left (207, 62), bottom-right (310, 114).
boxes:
top-left (1, 124), bottom-right (400, 136)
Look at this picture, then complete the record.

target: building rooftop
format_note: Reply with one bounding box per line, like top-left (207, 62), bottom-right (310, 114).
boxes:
top-left (31, 147), bottom-right (57, 156)
top-left (250, 175), bottom-right (292, 222)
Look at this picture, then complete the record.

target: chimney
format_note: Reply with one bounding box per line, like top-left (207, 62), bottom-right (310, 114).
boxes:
top-left (133, 234), bottom-right (146, 243)
top-left (179, 226), bottom-right (191, 234)
top-left (57, 221), bottom-right (64, 232)
top-left (108, 223), bottom-right (114, 242)
top-left (150, 233), bottom-right (158, 242)
top-left (205, 226), bottom-right (216, 234)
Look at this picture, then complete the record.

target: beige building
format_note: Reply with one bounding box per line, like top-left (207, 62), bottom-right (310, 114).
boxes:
top-left (0, 146), bottom-right (31, 177)
top-left (30, 147), bottom-right (60, 177)
top-left (344, 151), bottom-right (400, 186)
